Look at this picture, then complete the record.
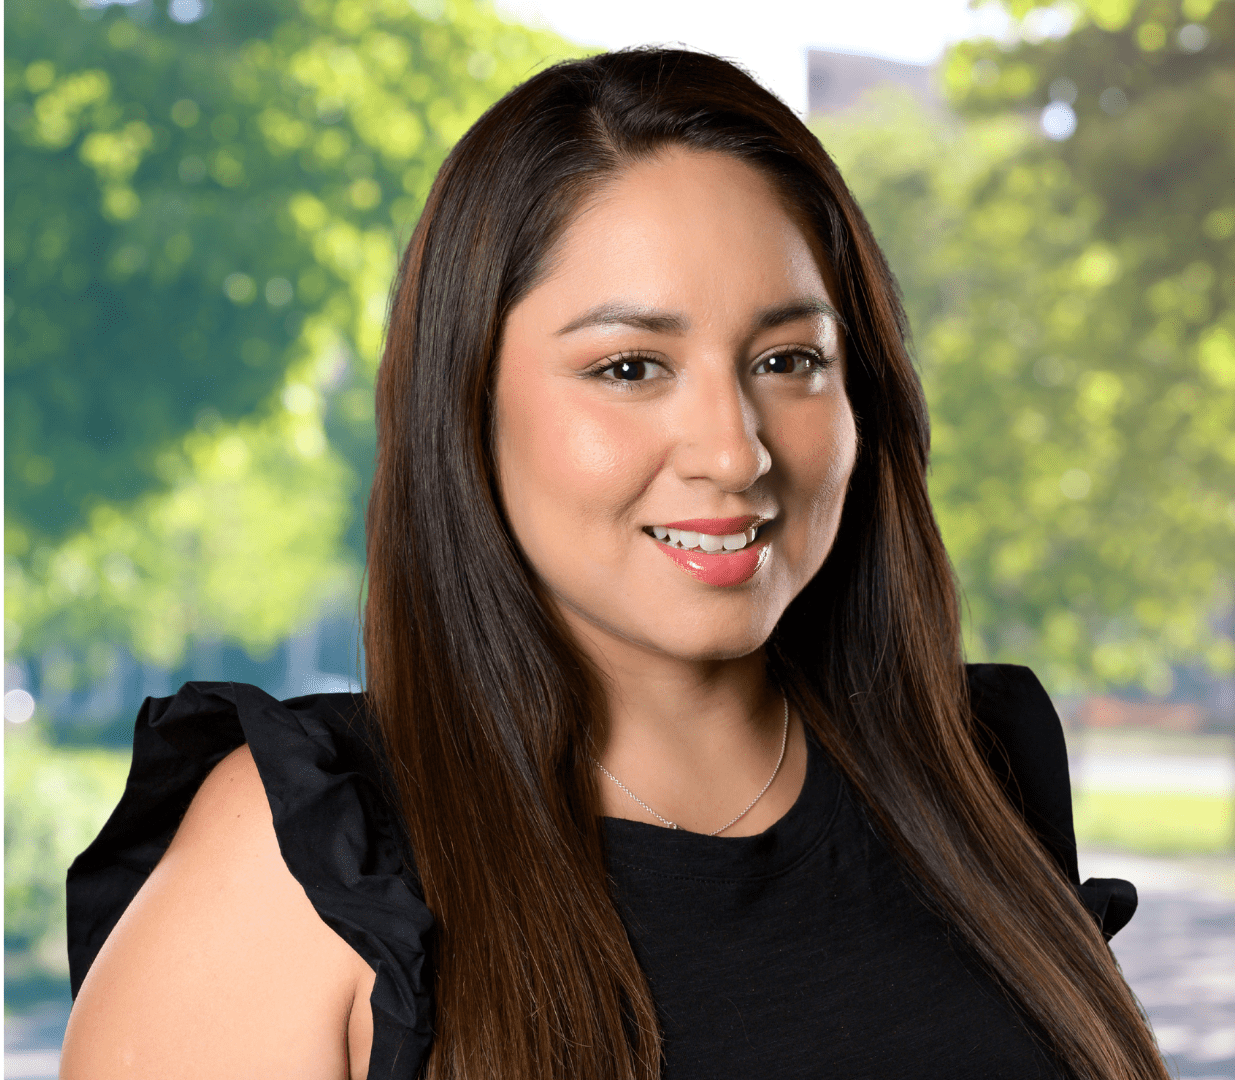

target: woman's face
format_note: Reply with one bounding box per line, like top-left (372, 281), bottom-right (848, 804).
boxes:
top-left (493, 149), bottom-right (858, 664)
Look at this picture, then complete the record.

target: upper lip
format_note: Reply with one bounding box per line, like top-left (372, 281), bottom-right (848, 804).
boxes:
top-left (657, 515), bottom-right (773, 534)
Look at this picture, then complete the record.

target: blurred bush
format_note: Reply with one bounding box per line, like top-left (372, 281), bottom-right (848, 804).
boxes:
top-left (4, 0), bottom-right (578, 993)
top-left (4, 727), bottom-right (129, 971)
top-left (816, 0), bottom-right (1234, 694)
top-left (4, 0), bottom-right (577, 684)
top-left (7, 0), bottom-right (1230, 698)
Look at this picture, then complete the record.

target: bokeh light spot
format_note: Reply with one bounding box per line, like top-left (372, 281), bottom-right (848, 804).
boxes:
top-left (223, 272), bottom-right (257, 304)
top-left (1040, 101), bottom-right (1076, 141)
top-left (1060, 469), bottom-right (1092, 500)
top-left (265, 277), bottom-right (294, 306)
top-left (168, 0), bottom-right (208, 25)
top-left (1178, 23), bottom-right (1210, 51)
top-left (5, 688), bottom-right (36, 724)
top-left (170, 98), bottom-right (200, 127)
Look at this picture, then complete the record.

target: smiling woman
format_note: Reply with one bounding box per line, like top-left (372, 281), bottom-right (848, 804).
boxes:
top-left (61, 49), bottom-right (1165, 1080)
top-left (493, 149), bottom-right (855, 838)
top-left (495, 149), bottom-right (856, 669)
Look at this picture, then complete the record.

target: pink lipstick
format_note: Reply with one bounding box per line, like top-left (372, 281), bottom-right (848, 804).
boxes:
top-left (655, 541), bottom-right (769, 587)
top-left (647, 515), bottom-right (773, 587)
top-left (661, 516), bottom-right (766, 534)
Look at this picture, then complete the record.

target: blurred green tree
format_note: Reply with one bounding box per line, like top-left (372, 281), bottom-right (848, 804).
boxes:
top-left (6, 0), bottom-right (1231, 698)
top-left (3, 726), bottom-right (129, 967)
top-left (4, 0), bottom-right (576, 678)
top-left (817, 0), bottom-right (1234, 693)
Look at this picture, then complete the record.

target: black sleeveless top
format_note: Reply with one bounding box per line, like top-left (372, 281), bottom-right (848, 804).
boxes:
top-left (66, 663), bottom-right (1135, 1078)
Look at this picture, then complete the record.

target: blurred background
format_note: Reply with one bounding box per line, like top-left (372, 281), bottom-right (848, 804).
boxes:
top-left (4, 0), bottom-right (1233, 1074)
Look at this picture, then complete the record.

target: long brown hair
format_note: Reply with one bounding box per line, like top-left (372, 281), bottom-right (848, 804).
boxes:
top-left (364, 48), bottom-right (1165, 1080)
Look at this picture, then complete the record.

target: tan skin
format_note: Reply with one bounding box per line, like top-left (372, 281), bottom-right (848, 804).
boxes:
top-left (60, 149), bottom-right (857, 1076)
top-left (496, 149), bottom-right (856, 832)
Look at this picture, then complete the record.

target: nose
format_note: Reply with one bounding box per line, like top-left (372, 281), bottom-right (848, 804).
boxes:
top-left (670, 368), bottom-right (771, 492)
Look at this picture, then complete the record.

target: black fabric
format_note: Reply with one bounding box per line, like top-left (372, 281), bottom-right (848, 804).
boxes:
top-left (969, 663), bottom-right (1081, 885)
top-left (968, 663), bottom-right (1138, 940)
top-left (66, 683), bottom-right (435, 1078)
top-left (1077, 877), bottom-right (1139, 940)
top-left (65, 664), bottom-right (1129, 1078)
top-left (605, 729), bottom-right (1063, 1078)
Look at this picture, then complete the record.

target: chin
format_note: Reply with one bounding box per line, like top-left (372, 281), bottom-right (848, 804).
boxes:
top-left (669, 636), bottom-right (771, 663)
top-left (627, 613), bottom-right (780, 664)
top-left (552, 573), bottom-right (796, 664)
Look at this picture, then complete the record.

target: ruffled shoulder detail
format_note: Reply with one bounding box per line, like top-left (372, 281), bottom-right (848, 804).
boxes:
top-left (66, 681), bottom-right (435, 1078)
top-left (967, 663), bottom-right (1137, 940)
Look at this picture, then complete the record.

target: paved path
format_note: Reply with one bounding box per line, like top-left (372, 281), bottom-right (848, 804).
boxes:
top-left (1072, 753), bottom-right (1235, 795)
top-left (1114, 892), bottom-right (1235, 1077)
top-left (4, 998), bottom-right (69, 1080)
top-left (8, 853), bottom-right (1235, 1077)
top-left (1085, 851), bottom-right (1235, 1079)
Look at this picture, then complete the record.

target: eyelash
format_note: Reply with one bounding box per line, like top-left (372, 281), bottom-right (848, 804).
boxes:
top-left (591, 348), bottom-right (831, 384)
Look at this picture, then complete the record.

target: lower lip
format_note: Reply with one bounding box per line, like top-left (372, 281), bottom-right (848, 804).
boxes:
top-left (653, 537), bottom-right (769, 587)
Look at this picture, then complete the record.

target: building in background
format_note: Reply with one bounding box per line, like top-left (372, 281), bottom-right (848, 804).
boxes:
top-left (4, 616), bottom-right (362, 743)
top-left (806, 48), bottom-right (943, 116)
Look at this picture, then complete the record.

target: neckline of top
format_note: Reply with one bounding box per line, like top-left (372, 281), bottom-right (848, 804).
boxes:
top-left (601, 727), bottom-right (844, 882)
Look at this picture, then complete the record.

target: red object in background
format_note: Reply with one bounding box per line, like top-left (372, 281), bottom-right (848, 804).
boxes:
top-left (1078, 697), bottom-right (1205, 733)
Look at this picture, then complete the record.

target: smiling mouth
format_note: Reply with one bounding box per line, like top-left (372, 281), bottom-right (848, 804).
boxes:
top-left (643, 523), bottom-right (766, 553)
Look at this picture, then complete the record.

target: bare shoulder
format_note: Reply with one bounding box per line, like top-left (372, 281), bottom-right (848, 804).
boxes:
top-left (62, 744), bottom-right (377, 1080)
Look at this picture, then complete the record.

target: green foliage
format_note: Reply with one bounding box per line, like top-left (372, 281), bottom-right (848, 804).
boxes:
top-left (1073, 789), bottom-right (1233, 853)
top-left (4, 0), bottom-right (577, 674)
top-left (6, 0), bottom-right (1231, 696)
top-left (3, 728), bottom-right (130, 961)
top-left (816, 0), bottom-right (1234, 693)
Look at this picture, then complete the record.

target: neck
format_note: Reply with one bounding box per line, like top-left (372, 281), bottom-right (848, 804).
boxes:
top-left (563, 610), bottom-right (806, 837)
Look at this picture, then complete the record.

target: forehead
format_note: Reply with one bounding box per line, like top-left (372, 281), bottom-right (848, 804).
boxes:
top-left (523, 149), bottom-right (831, 328)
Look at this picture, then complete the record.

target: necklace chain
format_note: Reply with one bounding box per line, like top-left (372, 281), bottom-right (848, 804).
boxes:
top-left (593, 693), bottom-right (790, 837)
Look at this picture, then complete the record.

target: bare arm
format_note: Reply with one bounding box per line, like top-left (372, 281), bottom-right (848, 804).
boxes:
top-left (61, 744), bottom-right (378, 1080)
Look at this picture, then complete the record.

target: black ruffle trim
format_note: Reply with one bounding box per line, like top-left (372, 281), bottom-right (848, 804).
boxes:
top-left (66, 681), bottom-right (434, 1078)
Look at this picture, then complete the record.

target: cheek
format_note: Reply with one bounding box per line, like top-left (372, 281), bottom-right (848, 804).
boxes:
top-left (814, 412), bottom-right (858, 515)
top-left (782, 399), bottom-right (858, 546)
top-left (555, 409), bottom-right (634, 483)
top-left (495, 376), bottom-right (661, 553)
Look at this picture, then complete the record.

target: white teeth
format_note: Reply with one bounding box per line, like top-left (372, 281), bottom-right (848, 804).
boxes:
top-left (650, 523), bottom-right (765, 551)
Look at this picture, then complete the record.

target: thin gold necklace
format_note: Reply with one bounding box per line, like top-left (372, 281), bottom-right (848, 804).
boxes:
top-left (593, 692), bottom-right (790, 837)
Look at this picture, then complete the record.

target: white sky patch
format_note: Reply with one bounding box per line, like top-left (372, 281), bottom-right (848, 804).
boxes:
top-left (493, 0), bottom-right (1020, 116)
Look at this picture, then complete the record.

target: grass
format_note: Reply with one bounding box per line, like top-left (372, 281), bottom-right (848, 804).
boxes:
top-left (1072, 790), bottom-right (1234, 855)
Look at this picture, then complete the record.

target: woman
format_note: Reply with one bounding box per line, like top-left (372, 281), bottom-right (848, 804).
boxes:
top-left (62, 48), bottom-right (1164, 1080)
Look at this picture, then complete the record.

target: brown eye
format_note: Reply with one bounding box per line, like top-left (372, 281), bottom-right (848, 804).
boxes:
top-left (600, 357), bottom-right (667, 382)
top-left (754, 351), bottom-right (817, 376)
top-left (615, 360), bottom-right (648, 380)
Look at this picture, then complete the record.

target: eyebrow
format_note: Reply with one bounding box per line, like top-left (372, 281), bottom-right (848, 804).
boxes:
top-left (554, 297), bottom-right (843, 336)
top-left (555, 303), bottom-right (687, 336)
top-left (754, 297), bottom-right (845, 333)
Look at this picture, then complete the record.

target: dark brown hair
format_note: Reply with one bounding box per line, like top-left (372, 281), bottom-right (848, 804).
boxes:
top-left (364, 48), bottom-right (1165, 1080)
